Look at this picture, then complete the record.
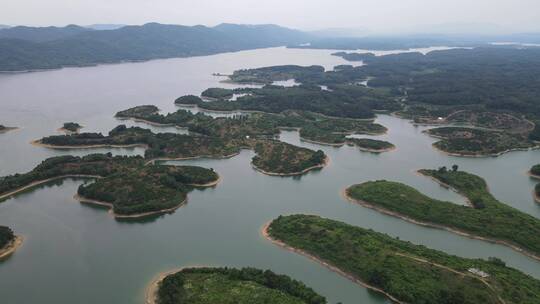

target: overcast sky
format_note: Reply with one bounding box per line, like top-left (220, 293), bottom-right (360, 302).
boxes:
top-left (3, 0), bottom-right (540, 33)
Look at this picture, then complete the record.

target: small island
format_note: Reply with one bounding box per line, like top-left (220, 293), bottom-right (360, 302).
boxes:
top-left (0, 154), bottom-right (220, 218)
top-left (0, 226), bottom-right (22, 260)
top-left (252, 140), bottom-right (327, 176)
top-left (529, 164), bottom-right (540, 179)
top-left (0, 125), bottom-right (17, 133)
top-left (77, 165), bottom-right (219, 218)
top-left (425, 127), bottom-right (537, 157)
top-left (201, 88), bottom-right (234, 100)
top-left (265, 214), bottom-right (540, 304)
top-left (347, 138), bottom-right (395, 152)
top-left (343, 167), bottom-right (540, 260)
top-left (34, 118), bottom-right (332, 176)
top-left (174, 95), bottom-right (203, 105)
top-left (147, 267), bottom-right (326, 304)
top-left (59, 122), bottom-right (83, 134)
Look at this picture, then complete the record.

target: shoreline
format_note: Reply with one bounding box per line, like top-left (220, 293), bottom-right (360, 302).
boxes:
top-left (300, 137), bottom-right (345, 147)
top-left (0, 127), bottom-right (19, 134)
top-left (146, 151), bottom-right (242, 165)
top-left (414, 170), bottom-right (473, 207)
top-left (353, 143), bottom-right (396, 153)
top-left (116, 116), bottom-right (188, 130)
top-left (144, 268), bottom-right (185, 304)
top-left (73, 194), bottom-right (187, 219)
top-left (187, 174), bottom-right (221, 187)
top-left (533, 190), bottom-right (540, 204)
top-left (31, 139), bottom-right (148, 150)
top-left (0, 236), bottom-right (23, 260)
top-left (251, 155), bottom-right (329, 177)
top-left (261, 222), bottom-right (405, 304)
top-left (527, 171), bottom-right (540, 180)
top-left (340, 188), bottom-right (540, 262)
top-left (0, 174), bottom-right (101, 201)
top-left (57, 127), bottom-right (82, 135)
top-left (431, 141), bottom-right (540, 158)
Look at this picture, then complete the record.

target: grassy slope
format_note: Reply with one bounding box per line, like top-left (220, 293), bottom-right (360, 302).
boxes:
top-left (346, 169), bottom-right (540, 257)
top-left (268, 215), bottom-right (540, 304)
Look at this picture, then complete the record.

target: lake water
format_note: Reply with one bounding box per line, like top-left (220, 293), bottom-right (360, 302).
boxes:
top-left (0, 47), bottom-right (539, 304)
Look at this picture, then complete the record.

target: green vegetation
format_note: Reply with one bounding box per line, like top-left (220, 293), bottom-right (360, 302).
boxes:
top-left (268, 214), bottom-right (540, 304)
top-left (252, 140), bottom-right (326, 175)
top-left (61, 122), bottom-right (82, 133)
top-left (115, 105), bottom-right (386, 144)
top-left (78, 165), bottom-right (218, 216)
top-left (535, 184), bottom-right (540, 203)
top-left (345, 169), bottom-right (540, 258)
top-left (426, 127), bottom-right (536, 156)
top-left (530, 164), bottom-right (540, 177)
top-left (229, 65), bottom-right (324, 84)
top-left (201, 88), bottom-right (234, 100)
top-left (347, 138), bottom-right (394, 152)
top-left (199, 84), bottom-right (399, 119)
top-left (0, 153), bottom-right (219, 216)
top-left (0, 226), bottom-right (15, 250)
top-left (156, 267), bottom-right (326, 304)
top-left (175, 95), bottom-right (202, 105)
top-left (0, 23), bottom-right (309, 71)
top-left (0, 154), bottom-right (141, 200)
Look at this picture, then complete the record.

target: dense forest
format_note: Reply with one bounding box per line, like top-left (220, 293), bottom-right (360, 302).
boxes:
top-left (345, 168), bottom-right (540, 258)
top-left (78, 164), bottom-right (218, 216)
top-left (0, 226), bottom-right (15, 250)
top-left (0, 23), bottom-right (309, 71)
top-left (252, 140), bottom-right (326, 175)
top-left (157, 267), bottom-right (325, 304)
top-left (268, 214), bottom-right (540, 304)
top-left (347, 138), bottom-right (395, 152)
top-left (0, 153), bottom-right (218, 217)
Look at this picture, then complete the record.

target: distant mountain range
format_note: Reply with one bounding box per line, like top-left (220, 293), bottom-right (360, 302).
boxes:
top-left (1, 22), bottom-right (539, 72)
top-left (0, 23), bottom-right (309, 71)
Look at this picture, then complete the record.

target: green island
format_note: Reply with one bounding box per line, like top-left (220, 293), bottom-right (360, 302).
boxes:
top-left (347, 138), bottom-right (395, 153)
top-left (35, 121), bottom-right (327, 176)
top-left (425, 127), bottom-right (537, 156)
top-left (344, 168), bottom-right (540, 260)
top-left (265, 214), bottom-right (540, 304)
top-left (174, 95), bottom-right (203, 105)
top-left (0, 226), bottom-right (22, 259)
top-left (116, 105), bottom-right (385, 145)
top-left (148, 267), bottom-right (326, 304)
top-left (0, 125), bottom-right (17, 133)
top-left (252, 140), bottom-right (326, 175)
top-left (201, 88), bottom-right (234, 100)
top-left (0, 154), bottom-right (219, 218)
top-left (535, 184), bottom-right (540, 204)
top-left (59, 122), bottom-right (83, 134)
top-left (529, 164), bottom-right (540, 179)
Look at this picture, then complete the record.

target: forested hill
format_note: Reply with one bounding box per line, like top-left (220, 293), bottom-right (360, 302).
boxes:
top-left (0, 23), bottom-right (310, 71)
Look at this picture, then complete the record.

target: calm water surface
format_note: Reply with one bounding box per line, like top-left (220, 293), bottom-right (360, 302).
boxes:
top-left (0, 47), bottom-right (539, 304)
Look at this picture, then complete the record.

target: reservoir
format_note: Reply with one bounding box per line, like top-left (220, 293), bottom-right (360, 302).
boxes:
top-left (0, 46), bottom-right (539, 304)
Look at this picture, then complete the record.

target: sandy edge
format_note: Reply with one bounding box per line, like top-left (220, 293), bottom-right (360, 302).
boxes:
top-left (533, 190), bottom-right (540, 204)
top-left (73, 194), bottom-right (187, 219)
top-left (340, 188), bottom-right (540, 262)
top-left (144, 268), bottom-right (185, 304)
top-left (0, 174), bottom-right (101, 201)
top-left (251, 155), bottom-right (329, 177)
top-left (527, 171), bottom-right (540, 180)
top-left (187, 174), bottom-right (221, 187)
top-left (261, 222), bottom-right (405, 304)
top-left (0, 236), bottom-right (23, 260)
top-left (0, 127), bottom-right (19, 134)
top-left (31, 139), bottom-right (148, 150)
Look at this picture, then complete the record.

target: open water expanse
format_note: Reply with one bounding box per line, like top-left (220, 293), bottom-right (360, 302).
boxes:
top-left (0, 46), bottom-right (539, 304)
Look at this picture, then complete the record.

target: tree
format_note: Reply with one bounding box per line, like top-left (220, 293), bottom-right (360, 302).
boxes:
top-left (452, 164), bottom-right (459, 172)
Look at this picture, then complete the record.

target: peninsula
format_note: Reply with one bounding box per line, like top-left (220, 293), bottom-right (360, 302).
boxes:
top-left (0, 154), bottom-right (219, 218)
top-left (265, 215), bottom-right (540, 304)
top-left (147, 267), bottom-right (326, 304)
top-left (344, 168), bottom-right (540, 260)
top-left (0, 226), bottom-right (22, 259)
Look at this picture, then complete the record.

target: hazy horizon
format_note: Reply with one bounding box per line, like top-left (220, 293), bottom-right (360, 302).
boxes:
top-left (2, 0), bottom-right (540, 35)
